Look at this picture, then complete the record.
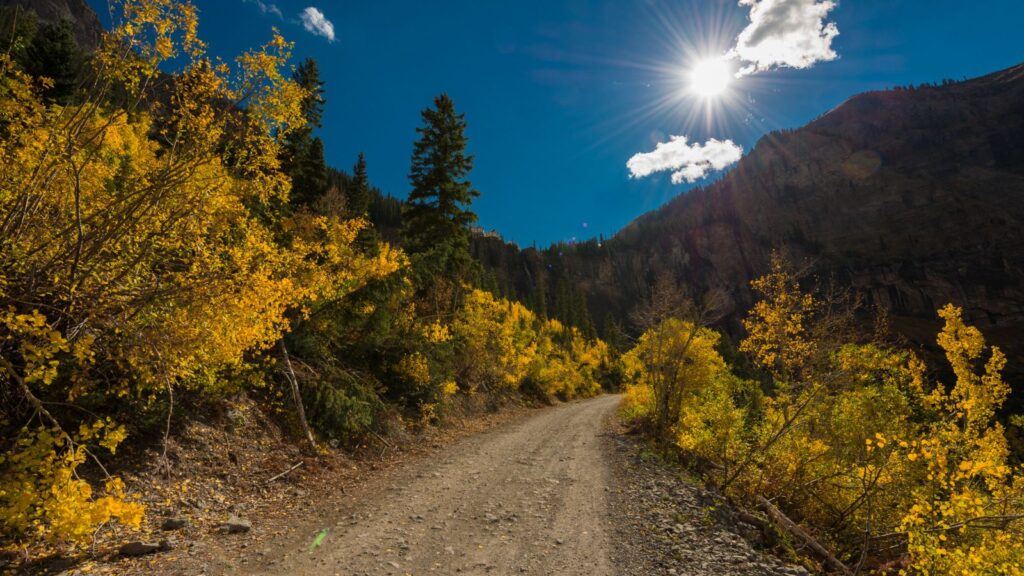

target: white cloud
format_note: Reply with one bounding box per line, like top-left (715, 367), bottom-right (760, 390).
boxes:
top-left (627, 136), bottom-right (743, 184)
top-left (244, 0), bottom-right (282, 18)
top-left (729, 0), bottom-right (839, 76)
top-left (300, 7), bottom-right (336, 42)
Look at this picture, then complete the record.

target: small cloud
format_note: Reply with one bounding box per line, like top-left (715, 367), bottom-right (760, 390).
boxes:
top-left (243, 0), bottom-right (282, 19)
top-left (300, 7), bottom-right (336, 42)
top-left (729, 0), bottom-right (839, 76)
top-left (627, 136), bottom-right (743, 184)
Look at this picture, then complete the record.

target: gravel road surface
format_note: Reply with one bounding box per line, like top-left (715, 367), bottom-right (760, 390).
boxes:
top-left (263, 395), bottom-right (619, 575)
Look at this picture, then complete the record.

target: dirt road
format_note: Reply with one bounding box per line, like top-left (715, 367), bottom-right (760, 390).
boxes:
top-left (261, 395), bottom-right (619, 575)
top-left (153, 395), bottom-right (807, 576)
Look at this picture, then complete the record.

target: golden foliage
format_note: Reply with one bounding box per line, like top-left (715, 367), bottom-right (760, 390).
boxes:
top-left (451, 289), bottom-right (605, 400)
top-left (622, 262), bottom-right (1024, 573)
top-left (621, 318), bottom-right (734, 437)
top-left (897, 305), bottom-right (1024, 575)
top-left (0, 424), bottom-right (143, 548)
top-left (0, 0), bottom-right (402, 550)
top-left (739, 253), bottom-right (817, 381)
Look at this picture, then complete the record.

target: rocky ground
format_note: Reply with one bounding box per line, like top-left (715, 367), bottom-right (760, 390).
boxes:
top-left (605, 421), bottom-right (810, 576)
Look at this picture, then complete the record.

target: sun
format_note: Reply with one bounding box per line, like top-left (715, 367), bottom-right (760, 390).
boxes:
top-left (690, 58), bottom-right (732, 98)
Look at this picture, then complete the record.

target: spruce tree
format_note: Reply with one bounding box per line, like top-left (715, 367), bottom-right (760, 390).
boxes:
top-left (347, 152), bottom-right (371, 215)
top-left (532, 273), bottom-right (548, 320)
top-left (293, 58), bottom-right (325, 128)
top-left (23, 21), bottom-right (83, 104)
top-left (573, 289), bottom-right (596, 340)
top-left (602, 314), bottom-right (628, 353)
top-left (403, 93), bottom-right (479, 289)
top-left (554, 279), bottom-right (572, 326)
top-left (283, 58), bottom-right (328, 208)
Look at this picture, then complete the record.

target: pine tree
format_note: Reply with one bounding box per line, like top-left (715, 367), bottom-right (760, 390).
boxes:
top-left (23, 21), bottom-right (83, 104)
top-left (573, 288), bottom-right (596, 340)
top-left (347, 152), bottom-right (371, 215)
top-left (554, 279), bottom-right (572, 326)
top-left (283, 58), bottom-right (328, 208)
top-left (293, 58), bottom-right (325, 128)
top-left (532, 272), bottom-right (548, 320)
top-left (403, 93), bottom-right (479, 288)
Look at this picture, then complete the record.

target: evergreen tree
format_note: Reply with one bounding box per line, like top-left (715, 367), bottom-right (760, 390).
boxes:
top-left (554, 279), bottom-right (572, 326)
top-left (347, 152), bottom-right (371, 215)
top-left (23, 21), bottom-right (83, 104)
top-left (0, 7), bottom-right (37, 65)
top-left (403, 93), bottom-right (479, 289)
top-left (293, 58), bottom-right (325, 128)
top-left (573, 288), bottom-right (596, 339)
top-left (601, 314), bottom-right (629, 353)
top-left (283, 58), bottom-right (328, 208)
top-left (532, 273), bottom-right (548, 320)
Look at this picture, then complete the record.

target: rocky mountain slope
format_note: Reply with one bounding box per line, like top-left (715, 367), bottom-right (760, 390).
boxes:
top-left (614, 62), bottom-right (1023, 363)
top-left (0, 0), bottom-right (103, 49)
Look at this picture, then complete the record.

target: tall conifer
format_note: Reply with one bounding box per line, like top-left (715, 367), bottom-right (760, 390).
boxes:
top-left (403, 93), bottom-right (479, 289)
top-left (347, 152), bottom-right (371, 215)
top-left (283, 58), bottom-right (328, 207)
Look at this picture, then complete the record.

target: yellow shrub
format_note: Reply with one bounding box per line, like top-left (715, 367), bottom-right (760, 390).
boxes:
top-left (619, 383), bottom-right (654, 423)
top-left (0, 425), bottom-right (144, 548)
top-left (450, 289), bottom-right (605, 401)
top-left (453, 289), bottom-right (537, 390)
top-left (0, 0), bottom-right (403, 554)
top-left (898, 305), bottom-right (1024, 575)
top-left (626, 259), bottom-right (1024, 572)
top-left (676, 372), bottom-right (751, 465)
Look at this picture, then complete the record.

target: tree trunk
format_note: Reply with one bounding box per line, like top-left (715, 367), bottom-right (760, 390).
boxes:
top-left (758, 496), bottom-right (852, 575)
top-left (280, 340), bottom-right (316, 449)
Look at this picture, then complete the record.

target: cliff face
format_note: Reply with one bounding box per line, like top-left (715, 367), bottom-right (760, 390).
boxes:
top-left (0, 0), bottom-right (103, 50)
top-left (600, 62), bottom-right (1024, 368)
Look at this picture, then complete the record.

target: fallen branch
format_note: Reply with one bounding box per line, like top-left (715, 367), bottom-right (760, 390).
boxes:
top-left (758, 496), bottom-right (852, 576)
top-left (734, 508), bottom-right (769, 531)
top-left (371, 431), bottom-right (393, 448)
top-left (264, 461), bottom-right (303, 485)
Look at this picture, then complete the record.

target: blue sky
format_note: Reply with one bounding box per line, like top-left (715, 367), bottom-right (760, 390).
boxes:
top-left (92, 0), bottom-right (1024, 247)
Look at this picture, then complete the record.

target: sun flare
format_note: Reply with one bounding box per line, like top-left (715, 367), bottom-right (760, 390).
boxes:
top-left (690, 58), bottom-right (732, 98)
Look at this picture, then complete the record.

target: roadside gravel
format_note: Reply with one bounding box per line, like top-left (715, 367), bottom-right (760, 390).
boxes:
top-left (605, 420), bottom-right (810, 576)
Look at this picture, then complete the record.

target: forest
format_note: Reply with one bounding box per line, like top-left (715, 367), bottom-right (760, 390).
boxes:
top-left (0, 1), bottom-right (1022, 574)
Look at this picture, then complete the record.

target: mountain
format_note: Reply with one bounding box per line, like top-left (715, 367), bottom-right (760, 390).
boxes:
top-left (619, 62), bottom-right (1024, 326)
top-left (474, 62), bottom-right (1024, 381)
top-left (0, 0), bottom-right (103, 50)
